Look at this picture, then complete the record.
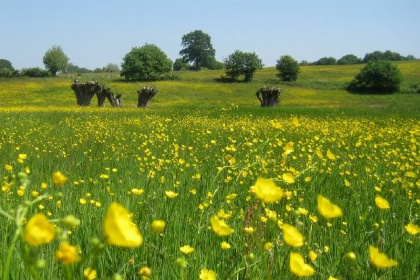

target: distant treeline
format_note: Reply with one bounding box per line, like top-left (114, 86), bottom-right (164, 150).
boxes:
top-left (301, 50), bottom-right (417, 66)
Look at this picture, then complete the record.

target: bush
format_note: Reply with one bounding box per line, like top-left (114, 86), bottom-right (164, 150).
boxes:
top-left (121, 44), bottom-right (172, 81)
top-left (276, 55), bottom-right (300, 82)
top-left (347, 60), bottom-right (403, 94)
top-left (0, 67), bottom-right (14, 78)
top-left (224, 50), bottom-right (263, 82)
top-left (21, 67), bottom-right (51, 77)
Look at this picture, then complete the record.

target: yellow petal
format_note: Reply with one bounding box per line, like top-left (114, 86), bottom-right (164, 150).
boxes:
top-left (24, 214), bottom-right (56, 246)
top-left (317, 195), bottom-right (343, 219)
top-left (210, 215), bottom-right (234, 236)
top-left (254, 177), bottom-right (283, 203)
top-left (282, 173), bottom-right (295, 184)
top-left (375, 196), bottom-right (390, 210)
top-left (326, 149), bottom-right (336, 160)
top-left (103, 202), bottom-right (143, 247)
top-left (281, 223), bottom-right (304, 247)
top-left (289, 252), bottom-right (315, 276)
top-left (405, 223), bottom-right (420, 235)
top-left (369, 245), bottom-right (398, 268)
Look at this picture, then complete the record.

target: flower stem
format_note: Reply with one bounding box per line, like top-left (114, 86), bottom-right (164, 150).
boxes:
top-left (2, 229), bottom-right (21, 280)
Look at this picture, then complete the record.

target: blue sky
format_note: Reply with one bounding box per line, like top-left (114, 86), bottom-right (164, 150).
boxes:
top-left (1, 0), bottom-right (419, 70)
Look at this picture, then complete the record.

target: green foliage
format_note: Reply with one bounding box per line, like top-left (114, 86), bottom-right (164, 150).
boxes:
top-left (43, 45), bottom-right (69, 76)
top-left (337, 54), bottom-right (362, 65)
top-left (0, 68), bottom-right (14, 78)
top-left (21, 67), bottom-right (51, 77)
top-left (276, 55), bottom-right (300, 82)
top-left (179, 30), bottom-right (216, 70)
top-left (347, 60), bottom-right (403, 94)
top-left (362, 50), bottom-right (414, 63)
top-left (224, 50), bottom-right (263, 82)
top-left (0, 59), bottom-right (14, 71)
top-left (173, 58), bottom-right (190, 71)
top-left (313, 57), bottom-right (336, 65)
top-left (104, 63), bottom-right (120, 73)
top-left (65, 63), bottom-right (91, 74)
top-left (120, 44), bottom-right (172, 81)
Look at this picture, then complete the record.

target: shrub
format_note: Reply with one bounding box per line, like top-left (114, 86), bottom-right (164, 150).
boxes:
top-left (21, 67), bottom-right (51, 77)
top-left (0, 67), bottom-right (13, 78)
top-left (223, 50), bottom-right (263, 82)
top-left (347, 60), bottom-right (403, 94)
top-left (276, 55), bottom-right (300, 82)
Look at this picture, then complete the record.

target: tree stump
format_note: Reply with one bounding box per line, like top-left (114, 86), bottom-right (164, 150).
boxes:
top-left (137, 86), bottom-right (157, 108)
top-left (256, 86), bottom-right (282, 107)
top-left (71, 80), bottom-right (101, 106)
top-left (97, 86), bottom-right (122, 107)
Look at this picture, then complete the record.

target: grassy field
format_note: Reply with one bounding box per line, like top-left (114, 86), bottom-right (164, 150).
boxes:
top-left (0, 62), bottom-right (419, 279)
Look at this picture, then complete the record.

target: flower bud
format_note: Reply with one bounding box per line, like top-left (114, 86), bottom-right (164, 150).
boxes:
top-left (62, 215), bottom-right (81, 228)
top-left (345, 252), bottom-right (356, 263)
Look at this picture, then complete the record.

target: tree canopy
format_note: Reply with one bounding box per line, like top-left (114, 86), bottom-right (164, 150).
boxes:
top-left (43, 45), bottom-right (69, 76)
top-left (224, 51), bottom-right (263, 82)
top-left (337, 54), bottom-right (362, 65)
top-left (276, 55), bottom-right (300, 82)
top-left (0, 59), bottom-right (14, 71)
top-left (120, 44), bottom-right (172, 81)
top-left (179, 30), bottom-right (216, 70)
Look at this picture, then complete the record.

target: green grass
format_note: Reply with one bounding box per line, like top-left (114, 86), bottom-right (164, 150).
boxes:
top-left (0, 62), bottom-right (419, 279)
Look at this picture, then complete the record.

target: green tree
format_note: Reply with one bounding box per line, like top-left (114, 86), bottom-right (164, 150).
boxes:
top-left (0, 59), bottom-right (14, 71)
top-left (120, 44), bottom-right (172, 81)
top-left (173, 58), bottom-right (190, 71)
top-left (276, 55), bottom-right (300, 82)
top-left (43, 45), bottom-right (69, 76)
top-left (179, 30), bottom-right (216, 70)
top-left (224, 50), bottom-right (263, 82)
top-left (347, 60), bottom-right (403, 94)
top-left (104, 63), bottom-right (120, 73)
top-left (313, 57), bottom-right (336, 65)
top-left (337, 54), bottom-right (362, 65)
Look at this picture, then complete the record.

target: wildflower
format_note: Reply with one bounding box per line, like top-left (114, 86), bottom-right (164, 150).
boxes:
top-left (84, 268), bottom-right (97, 280)
top-left (292, 117), bottom-right (301, 127)
top-left (24, 214), bottom-right (55, 246)
top-left (210, 215), bottom-right (234, 236)
top-left (199, 269), bottom-right (216, 280)
top-left (263, 242), bottom-right (273, 251)
top-left (369, 245), bottom-right (398, 268)
top-left (345, 252), bottom-right (357, 263)
top-left (405, 223), bottom-right (420, 235)
top-left (289, 252), bottom-right (315, 277)
top-left (244, 227), bottom-right (256, 234)
top-left (282, 172), bottom-right (295, 184)
top-left (180, 245), bottom-right (194, 255)
top-left (131, 188), bottom-right (144, 195)
top-left (79, 198), bottom-right (87, 205)
top-left (284, 142), bottom-right (294, 154)
top-left (151, 219), bottom-right (166, 234)
top-left (317, 195), bottom-right (343, 219)
top-left (55, 242), bottom-right (80, 264)
top-left (308, 250), bottom-right (318, 261)
top-left (328, 277), bottom-right (339, 280)
top-left (52, 171), bottom-right (68, 186)
top-left (5, 164), bottom-right (13, 171)
top-left (103, 202), bottom-right (143, 247)
top-left (326, 149), bottom-right (336, 160)
top-left (253, 177), bottom-right (283, 203)
top-left (375, 196), bottom-right (390, 210)
top-left (139, 266), bottom-right (152, 277)
top-left (165, 190), bottom-right (179, 198)
top-left (221, 241), bottom-right (231, 250)
top-left (281, 223), bottom-right (304, 247)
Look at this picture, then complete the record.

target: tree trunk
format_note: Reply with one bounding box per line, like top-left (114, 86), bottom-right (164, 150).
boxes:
top-left (71, 80), bottom-right (101, 106)
top-left (137, 87), bottom-right (157, 108)
top-left (256, 86), bottom-right (282, 107)
top-left (97, 86), bottom-right (122, 107)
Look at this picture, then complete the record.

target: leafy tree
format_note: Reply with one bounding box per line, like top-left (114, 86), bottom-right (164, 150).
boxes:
top-left (121, 44), bottom-right (172, 81)
top-left (43, 45), bottom-right (69, 76)
top-left (179, 30), bottom-right (216, 70)
top-left (313, 57), bottom-right (336, 65)
top-left (21, 67), bottom-right (51, 77)
top-left (173, 58), bottom-right (190, 71)
top-left (224, 50), bottom-right (263, 82)
top-left (66, 63), bottom-right (91, 74)
top-left (104, 63), bottom-right (120, 73)
top-left (337, 54), bottom-right (362, 65)
top-left (276, 55), bottom-right (300, 82)
top-left (362, 50), bottom-right (410, 63)
top-left (347, 60), bottom-right (402, 94)
top-left (0, 59), bottom-right (14, 71)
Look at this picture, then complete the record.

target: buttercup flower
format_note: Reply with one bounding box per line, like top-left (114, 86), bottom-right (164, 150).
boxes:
top-left (369, 245), bottom-right (398, 268)
top-left (103, 202), bottom-right (143, 247)
top-left (210, 215), bottom-right (234, 236)
top-left (253, 177), bottom-right (283, 203)
top-left (84, 268), bottom-right (97, 280)
top-left (199, 269), bottom-right (216, 280)
top-left (55, 242), bottom-right (80, 264)
top-left (375, 196), bottom-right (390, 210)
top-left (52, 171), bottom-right (68, 186)
top-left (289, 252), bottom-right (315, 277)
top-left (24, 214), bottom-right (56, 246)
top-left (405, 223), bottom-right (420, 235)
top-left (281, 223), bottom-right (304, 247)
top-left (282, 172), bottom-right (295, 184)
top-left (151, 219), bottom-right (166, 234)
top-left (317, 195), bottom-right (343, 219)
top-left (221, 241), bottom-right (231, 250)
top-left (180, 245), bottom-right (195, 255)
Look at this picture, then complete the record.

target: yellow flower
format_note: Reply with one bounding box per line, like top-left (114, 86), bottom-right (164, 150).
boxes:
top-left (5, 164), bottom-right (13, 171)
top-left (24, 214), bottom-right (56, 246)
top-left (369, 245), bottom-right (398, 268)
top-left (165, 190), bottom-right (179, 198)
top-left (284, 142), bottom-right (295, 154)
top-left (244, 226), bottom-right (256, 234)
top-left (221, 241), bottom-right (231, 250)
top-left (326, 149), bottom-right (336, 160)
top-left (199, 269), bottom-right (216, 280)
top-left (55, 242), bottom-right (80, 264)
top-left (131, 188), bottom-right (144, 195)
top-left (317, 195), bottom-right (343, 219)
top-left (210, 215), bottom-right (234, 236)
top-left (289, 252), bottom-right (315, 277)
top-left (292, 117), bottom-right (301, 127)
top-left (180, 245), bottom-right (194, 255)
top-left (308, 250), bottom-right (318, 261)
top-left (253, 177), bottom-right (283, 203)
top-left (103, 202), bottom-right (143, 247)
top-left (139, 266), bottom-right (152, 277)
top-left (328, 277), bottom-right (339, 280)
top-left (375, 196), bottom-right (390, 210)
top-left (84, 268), bottom-right (97, 280)
top-left (405, 223), bottom-right (420, 235)
top-left (282, 172), bottom-right (295, 184)
top-left (281, 223), bottom-right (304, 247)
top-left (263, 242), bottom-right (273, 251)
top-left (52, 171), bottom-right (68, 186)
top-left (151, 219), bottom-right (166, 234)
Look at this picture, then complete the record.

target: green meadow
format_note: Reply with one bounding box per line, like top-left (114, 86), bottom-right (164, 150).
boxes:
top-left (0, 62), bottom-right (419, 279)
